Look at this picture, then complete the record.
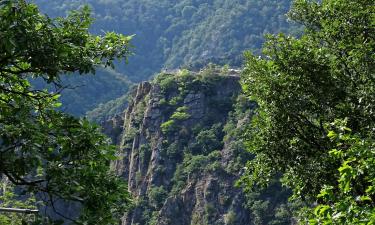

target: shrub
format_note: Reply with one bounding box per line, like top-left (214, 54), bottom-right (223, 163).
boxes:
top-left (224, 211), bottom-right (236, 225)
top-left (168, 96), bottom-right (182, 105)
top-left (148, 186), bottom-right (168, 208)
top-left (171, 107), bottom-right (190, 121)
top-left (194, 123), bottom-right (223, 154)
top-left (161, 120), bottom-right (176, 134)
top-left (155, 73), bottom-right (177, 92)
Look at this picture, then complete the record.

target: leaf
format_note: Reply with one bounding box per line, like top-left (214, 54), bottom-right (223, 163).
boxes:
top-left (359, 196), bottom-right (372, 202)
top-left (54, 102), bottom-right (62, 108)
top-left (327, 130), bottom-right (337, 139)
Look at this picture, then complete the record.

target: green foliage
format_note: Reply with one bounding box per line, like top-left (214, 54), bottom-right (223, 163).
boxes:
top-left (270, 204), bottom-right (293, 225)
top-left (0, 0), bottom-right (132, 223)
top-left (194, 123), bottom-right (223, 154)
top-left (307, 120), bottom-right (375, 224)
top-left (125, 65), bottom-right (296, 224)
top-left (34, 0), bottom-right (296, 81)
top-left (148, 211), bottom-right (160, 225)
top-left (0, 183), bottom-right (44, 225)
top-left (171, 109), bottom-right (190, 125)
top-left (171, 151), bottom-right (222, 194)
top-left (161, 119), bottom-right (176, 134)
top-left (155, 66), bottom-right (237, 113)
top-left (184, 154), bottom-right (211, 174)
top-left (170, 106), bottom-right (190, 120)
top-left (86, 84), bottom-right (134, 122)
top-left (197, 64), bottom-right (222, 82)
top-left (221, 94), bottom-right (255, 172)
top-left (148, 186), bottom-right (167, 209)
top-left (250, 200), bottom-right (269, 225)
top-left (22, 0), bottom-right (298, 116)
top-left (86, 88), bottom-right (133, 123)
top-left (156, 73), bottom-right (178, 93)
top-left (122, 126), bottom-right (138, 149)
top-left (162, 141), bottom-right (180, 159)
top-left (241, 0), bottom-right (375, 222)
top-left (49, 68), bottom-right (132, 116)
top-left (241, 178), bottom-right (296, 225)
top-left (15, 1), bottom-right (133, 115)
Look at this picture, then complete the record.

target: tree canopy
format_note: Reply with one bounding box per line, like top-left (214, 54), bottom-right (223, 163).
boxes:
top-left (241, 0), bottom-right (374, 223)
top-left (0, 0), bottom-right (132, 223)
top-left (34, 0), bottom-right (296, 80)
top-left (28, 0), bottom-right (298, 117)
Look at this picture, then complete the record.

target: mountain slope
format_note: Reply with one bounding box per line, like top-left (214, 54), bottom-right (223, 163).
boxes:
top-left (32, 68), bottom-right (132, 116)
top-left (32, 0), bottom-right (297, 115)
top-left (104, 67), bottom-right (293, 225)
top-left (35, 0), bottom-right (296, 81)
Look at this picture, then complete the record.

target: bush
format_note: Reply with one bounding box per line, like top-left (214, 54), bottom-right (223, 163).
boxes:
top-left (194, 123), bottom-right (223, 154)
top-left (148, 186), bottom-right (168, 208)
top-left (171, 106), bottom-right (190, 121)
top-left (161, 120), bottom-right (176, 134)
top-left (156, 73), bottom-right (177, 93)
top-left (168, 96), bottom-right (182, 105)
top-left (161, 141), bottom-right (182, 159)
top-left (170, 111), bottom-right (190, 120)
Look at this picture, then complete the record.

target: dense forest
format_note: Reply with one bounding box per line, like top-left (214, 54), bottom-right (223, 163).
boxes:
top-left (32, 0), bottom-right (298, 116)
top-left (35, 0), bottom-right (297, 78)
top-left (0, 0), bottom-right (374, 225)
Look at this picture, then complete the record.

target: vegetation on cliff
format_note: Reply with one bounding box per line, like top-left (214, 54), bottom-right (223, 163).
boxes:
top-left (111, 67), bottom-right (295, 225)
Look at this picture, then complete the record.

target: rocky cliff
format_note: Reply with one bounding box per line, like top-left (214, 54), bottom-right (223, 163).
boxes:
top-left (104, 67), bottom-right (292, 225)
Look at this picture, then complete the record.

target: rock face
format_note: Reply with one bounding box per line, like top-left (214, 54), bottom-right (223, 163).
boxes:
top-left (105, 69), bottom-right (289, 225)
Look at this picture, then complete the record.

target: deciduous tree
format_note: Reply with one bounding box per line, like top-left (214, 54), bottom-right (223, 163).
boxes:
top-left (240, 0), bottom-right (374, 223)
top-left (0, 0), bottom-right (132, 223)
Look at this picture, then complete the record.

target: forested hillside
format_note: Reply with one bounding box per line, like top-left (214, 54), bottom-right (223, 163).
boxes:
top-left (32, 68), bottom-right (132, 115)
top-left (33, 0), bottom-right (297, 115)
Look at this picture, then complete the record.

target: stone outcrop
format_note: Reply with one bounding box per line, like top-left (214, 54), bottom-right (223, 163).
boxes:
top-left (103, 70), bottom-right (287, 225)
